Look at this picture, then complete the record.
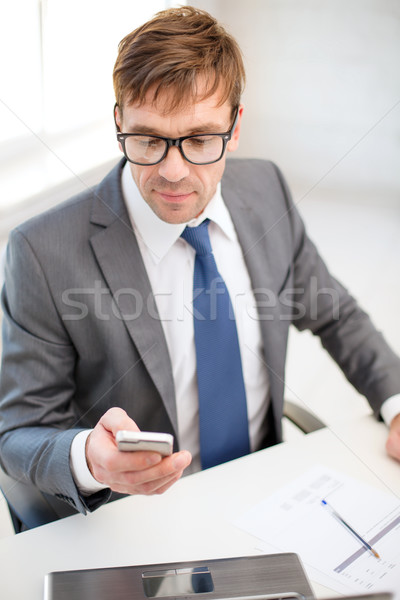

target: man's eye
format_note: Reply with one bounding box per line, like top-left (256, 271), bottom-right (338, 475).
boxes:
top-left (133, 137), bottom-right (163, 149)
top-left (187, 136), bottom-right (213, 147)
top-left (143, 138), bottom-right (162, 147)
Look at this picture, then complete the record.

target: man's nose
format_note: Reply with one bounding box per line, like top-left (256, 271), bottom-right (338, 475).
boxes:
top-left (157, 145), bottom-right (190, 182)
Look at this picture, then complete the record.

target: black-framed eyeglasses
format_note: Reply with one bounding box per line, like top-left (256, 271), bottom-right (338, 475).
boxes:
top-left (114, 104), bottom-right (239, 166)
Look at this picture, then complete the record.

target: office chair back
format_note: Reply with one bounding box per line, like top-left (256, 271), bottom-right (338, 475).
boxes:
top-left (283, 400), bottom-right (325, 434)
top-left (0, 465), bottom-right (70, 533)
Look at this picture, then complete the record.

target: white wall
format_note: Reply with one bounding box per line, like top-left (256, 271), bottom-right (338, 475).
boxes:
top-left (192, 0), bottom-right (400, 201)
top-left (193, 1), bottom-right (400, 426)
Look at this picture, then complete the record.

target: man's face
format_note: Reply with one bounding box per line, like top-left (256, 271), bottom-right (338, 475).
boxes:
top-left (115, 90), bottom-right (243, 224)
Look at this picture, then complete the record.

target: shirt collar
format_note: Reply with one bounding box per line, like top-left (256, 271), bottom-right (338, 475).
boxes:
top-left (121, 161), bottom-right (236, 264)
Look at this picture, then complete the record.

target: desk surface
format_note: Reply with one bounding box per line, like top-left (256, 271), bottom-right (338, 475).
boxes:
top-left (0, 415), bottom-right (398, 600)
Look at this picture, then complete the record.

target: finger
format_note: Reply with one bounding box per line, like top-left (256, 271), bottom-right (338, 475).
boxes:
top-left (134, 471), bottom-right (183, 496)
top-left (100, 448), bottom-right (163, 476)
top-left (107, 450), bottom-right (191, 485)
top-left (386, 434), bottom-right (400, 461)
top-left (98, 407), bottom-right (140, 439)
top-left (104, 450), bottom-right (192, 493)
top-left (111, 466), bottom-right (185, 495)
top-left (122, 450), bottom-right (192, 484)
top-left (386, 413), bottom-right (400, 461)
top-left (151, 472), bottom-right (185, 495)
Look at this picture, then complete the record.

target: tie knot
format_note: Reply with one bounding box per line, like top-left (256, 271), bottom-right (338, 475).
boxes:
top-left (181, 219), bottom-right (212, 256)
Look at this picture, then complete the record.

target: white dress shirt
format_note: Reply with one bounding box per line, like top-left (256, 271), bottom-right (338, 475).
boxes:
top-left (70, 163), bottom-right (400, 493)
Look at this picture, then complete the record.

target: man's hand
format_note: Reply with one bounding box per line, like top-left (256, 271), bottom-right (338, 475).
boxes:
top-left (385, 413), bottom-right (400, 462)
top-left (85, 407), bottom-right (192, 495)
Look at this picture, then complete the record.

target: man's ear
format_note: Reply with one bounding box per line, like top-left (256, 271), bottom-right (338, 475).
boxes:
top-left (114, 104), bottom-right (122, 132)
top-left (114, 104), bottom-right (124, 154)
top-left (227, 104), bottom-right (244, 153)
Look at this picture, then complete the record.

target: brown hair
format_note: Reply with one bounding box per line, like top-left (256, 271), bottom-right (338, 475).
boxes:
top-left (113, 5), bottom-right (245, 114)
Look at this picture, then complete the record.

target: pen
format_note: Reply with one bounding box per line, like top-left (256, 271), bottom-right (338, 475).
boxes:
top-left (321, 499), bottom-right (380, 559)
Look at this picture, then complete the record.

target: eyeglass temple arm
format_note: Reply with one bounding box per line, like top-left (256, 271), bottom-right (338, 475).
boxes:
top-left (230, 106), bottom-right (240, 136)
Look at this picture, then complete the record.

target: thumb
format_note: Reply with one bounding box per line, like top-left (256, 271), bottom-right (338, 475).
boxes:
top-left (98, 407), bottom-right (141, 438)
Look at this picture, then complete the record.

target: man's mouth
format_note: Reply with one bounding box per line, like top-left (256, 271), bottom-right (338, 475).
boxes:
top-left (156, 191), bottom-right (194, 202)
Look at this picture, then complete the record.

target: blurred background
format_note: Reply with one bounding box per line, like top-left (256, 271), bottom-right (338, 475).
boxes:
top-left (0, 0), bottom-right (399, 534)
top-left (193, 0), bottom-right (400, 426)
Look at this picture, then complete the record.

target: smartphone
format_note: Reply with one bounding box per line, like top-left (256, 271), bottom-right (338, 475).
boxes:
top-left (116, 430), bottom-right (174, 456)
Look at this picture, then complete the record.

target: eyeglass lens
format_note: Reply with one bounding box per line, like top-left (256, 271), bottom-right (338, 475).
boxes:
top-left (123, 135), bottom-right (224, 165)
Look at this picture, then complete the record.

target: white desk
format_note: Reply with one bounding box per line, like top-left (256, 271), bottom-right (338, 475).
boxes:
top-left (0, 415), bottom-right (398, 600)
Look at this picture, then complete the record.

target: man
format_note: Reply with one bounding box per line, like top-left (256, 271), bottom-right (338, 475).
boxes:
top-left (1, 6), bottom-right (400, 520)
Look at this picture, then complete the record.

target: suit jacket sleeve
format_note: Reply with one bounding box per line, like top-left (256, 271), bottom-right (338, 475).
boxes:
top-left (0, 228), bottom-right (110, 514)
top-left (273, 164), bottom-right (400, 416)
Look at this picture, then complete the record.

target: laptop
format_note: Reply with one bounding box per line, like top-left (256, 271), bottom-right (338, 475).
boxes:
top-left (43, 553), bottom-right (393, 600)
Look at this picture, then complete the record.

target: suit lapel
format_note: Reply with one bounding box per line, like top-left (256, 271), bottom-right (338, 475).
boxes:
top-left (89, 161), bottom-right (178, 433)
top-left (221, 170), bottom-right (282, 312)
top-left (221, 165), bottom-right (285, 411)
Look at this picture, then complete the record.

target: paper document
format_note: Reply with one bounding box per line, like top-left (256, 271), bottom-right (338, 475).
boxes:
top-left (233, 466), bottom-right (400, 599)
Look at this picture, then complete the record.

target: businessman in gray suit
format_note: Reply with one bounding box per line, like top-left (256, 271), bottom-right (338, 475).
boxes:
top-left (1, 6), bottom-right (400, 519)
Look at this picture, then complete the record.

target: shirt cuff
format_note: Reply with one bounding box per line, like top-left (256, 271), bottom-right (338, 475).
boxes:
top-left (70, 430), bottom-right (109, 495)
top-left (380, 394), bottom-right (400, 427)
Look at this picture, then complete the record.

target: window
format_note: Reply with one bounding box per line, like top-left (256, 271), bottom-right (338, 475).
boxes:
top-left (0, 0), bottom-right (181, 215)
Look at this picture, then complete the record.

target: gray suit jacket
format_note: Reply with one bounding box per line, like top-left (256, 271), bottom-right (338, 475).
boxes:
top-left (1, 158), bottom-right (399, 515)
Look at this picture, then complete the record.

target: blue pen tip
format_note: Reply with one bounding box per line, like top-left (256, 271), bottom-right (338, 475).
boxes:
top-left (321, 499), bottom-right (327, 505)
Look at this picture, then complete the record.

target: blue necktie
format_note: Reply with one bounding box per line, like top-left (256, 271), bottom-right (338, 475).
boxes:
top-left (181, 219), bottom-right (250, 469)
